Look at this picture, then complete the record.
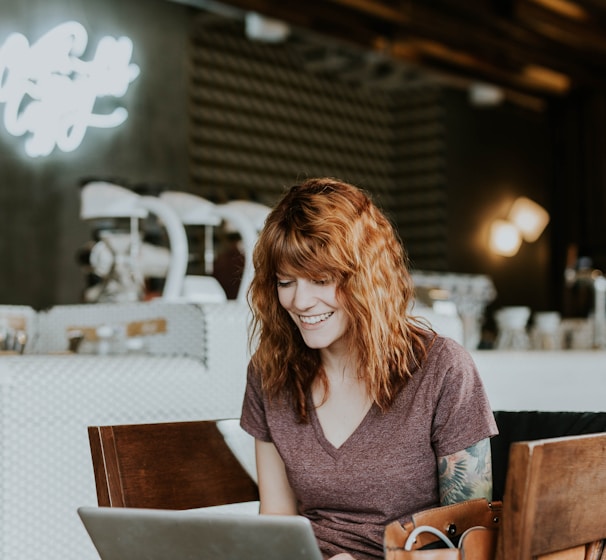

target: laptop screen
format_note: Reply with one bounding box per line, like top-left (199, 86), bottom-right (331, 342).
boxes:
top-left (78, 506), bottom-right (323, 560)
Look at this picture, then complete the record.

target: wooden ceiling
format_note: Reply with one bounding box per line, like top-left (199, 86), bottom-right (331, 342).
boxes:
top-left (171, 0), bottom-right (606, 109)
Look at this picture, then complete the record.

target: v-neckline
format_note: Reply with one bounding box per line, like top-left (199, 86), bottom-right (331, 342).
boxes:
top-left (308, 394), bottom-right (376, 458)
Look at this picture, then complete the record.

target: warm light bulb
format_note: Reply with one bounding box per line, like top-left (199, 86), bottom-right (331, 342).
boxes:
top-left (508, 197), bottom-right (550, 242)
top-left (490, 219), bottom-right (522, 256)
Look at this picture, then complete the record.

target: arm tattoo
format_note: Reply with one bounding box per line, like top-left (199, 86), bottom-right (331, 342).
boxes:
top-left (438, 438), bottom-right (493, 505)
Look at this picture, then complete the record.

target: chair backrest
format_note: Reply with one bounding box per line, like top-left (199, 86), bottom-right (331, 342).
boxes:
top-left (491, 411), bottom-right (606, 501)
top-left (88, 420), bottom-right (259, 510)
top-left (496, 432), bottom-right (606, 560)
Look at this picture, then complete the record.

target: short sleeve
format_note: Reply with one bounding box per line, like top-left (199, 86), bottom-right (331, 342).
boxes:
top-left (240, 362), bottom-right (272, 442)
top-left (429, 339), bottom-right (498, 457)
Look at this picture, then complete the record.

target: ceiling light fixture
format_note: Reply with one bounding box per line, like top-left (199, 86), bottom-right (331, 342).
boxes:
top-left (469, 83), bottom-right (505, 107)
top-left (245, 12), bottom-right (290, 43)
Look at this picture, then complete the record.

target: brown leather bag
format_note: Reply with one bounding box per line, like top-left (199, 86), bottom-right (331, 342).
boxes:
top-left (383, 498), bottom-right (502, 560)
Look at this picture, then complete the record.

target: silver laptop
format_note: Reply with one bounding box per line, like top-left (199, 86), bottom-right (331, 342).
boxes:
top-left (78, 506), bottom-right (323, 560)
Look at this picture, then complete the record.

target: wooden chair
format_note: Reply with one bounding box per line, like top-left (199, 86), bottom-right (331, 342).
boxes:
top-left (496, 432), bottom-right (606, 560)
top-left (88, 419), bottom-right (259, 510)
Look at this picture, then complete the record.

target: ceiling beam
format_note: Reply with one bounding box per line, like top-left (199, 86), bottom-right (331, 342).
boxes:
top-left (171, 0), bottom-right (606, 102)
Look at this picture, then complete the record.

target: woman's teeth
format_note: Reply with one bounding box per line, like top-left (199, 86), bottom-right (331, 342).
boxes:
top-left (299, 312), bottom-right (333, 325)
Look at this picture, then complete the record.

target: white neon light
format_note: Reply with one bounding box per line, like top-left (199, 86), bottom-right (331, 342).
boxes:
top-left (0, 21), bottom-right (140, 157)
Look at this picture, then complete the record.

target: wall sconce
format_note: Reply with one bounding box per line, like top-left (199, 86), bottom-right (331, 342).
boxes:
top-left (489, 197), bottom-right (549, 256)
top-left (490, 219), bottom-right (522, 257)
top-left (508, 196), bottom-right (550, 242)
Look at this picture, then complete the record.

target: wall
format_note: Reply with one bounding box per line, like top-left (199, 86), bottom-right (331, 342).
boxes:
top-left (0, 0), bottom-right (193, 309)
top-left (0, 0), bottom-right (554, 321)
top-left (185, 15), bottom-right (449, 271)
top-left (550, 91), bottom-right (606, 315)
top-left (444, 90), bottom-right (552, 328)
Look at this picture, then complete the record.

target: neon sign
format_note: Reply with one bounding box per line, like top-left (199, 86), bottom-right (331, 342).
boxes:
top-left (0, 21), bottom-right (140, 157)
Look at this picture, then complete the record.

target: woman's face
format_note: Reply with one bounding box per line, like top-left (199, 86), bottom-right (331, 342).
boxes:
top-left (276, 273), bottom-right (349, 354)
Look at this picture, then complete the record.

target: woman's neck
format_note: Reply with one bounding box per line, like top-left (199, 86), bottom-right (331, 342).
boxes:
top-left (320, 344), bottom-right (356, 381)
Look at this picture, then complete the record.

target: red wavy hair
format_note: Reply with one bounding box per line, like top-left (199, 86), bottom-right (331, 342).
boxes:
top-left (248, 178), bottom-right (432, 422)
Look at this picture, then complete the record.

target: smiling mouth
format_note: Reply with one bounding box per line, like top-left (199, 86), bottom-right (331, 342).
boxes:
top-left (299, 312), bottom-right (334, 325)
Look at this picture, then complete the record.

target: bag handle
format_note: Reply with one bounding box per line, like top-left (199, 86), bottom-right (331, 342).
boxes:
top-left (404, 526), bottom-right (456, 551)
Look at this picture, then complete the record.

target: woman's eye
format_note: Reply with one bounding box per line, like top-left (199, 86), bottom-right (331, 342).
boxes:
top-left (277, 279), bottom-right (293, 288)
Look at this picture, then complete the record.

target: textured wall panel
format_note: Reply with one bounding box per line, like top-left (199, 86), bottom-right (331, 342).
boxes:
top-left (391, 88), bottom-right (448, 270)
top-left (188, 15), bottom-right (447, 269)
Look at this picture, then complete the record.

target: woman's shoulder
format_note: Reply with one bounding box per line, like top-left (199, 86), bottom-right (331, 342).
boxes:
top-left (245, 359), bottom-right (264, 390)
top-left (422, 332), bottom-right (477, 372)
top-left (426, 331), bottom-right (469, 355)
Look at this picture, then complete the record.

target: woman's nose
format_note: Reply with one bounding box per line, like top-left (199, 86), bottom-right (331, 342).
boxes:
top-left (292, 280), bottom-right (315, 310)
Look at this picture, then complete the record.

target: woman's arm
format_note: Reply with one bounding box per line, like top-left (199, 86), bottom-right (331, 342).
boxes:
top-left (255, 439), bottom-right (298, 515)
top-left (438, 438), bottom-right (493, 504)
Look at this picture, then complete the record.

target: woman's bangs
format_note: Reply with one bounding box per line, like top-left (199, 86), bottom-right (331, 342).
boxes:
top-left (271, 230), bottom-right (315, 274)
top-left (272, 229), bottom-right (341, 278)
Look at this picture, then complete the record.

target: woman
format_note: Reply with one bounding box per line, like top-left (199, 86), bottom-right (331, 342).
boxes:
top-left (240, 178), bottom-right (498, 560)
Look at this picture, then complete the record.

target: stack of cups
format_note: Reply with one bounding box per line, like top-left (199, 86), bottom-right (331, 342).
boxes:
top-left (494, 306), bottom-right (531, 350)
top-left (531, 311), bottom-right (562, 350)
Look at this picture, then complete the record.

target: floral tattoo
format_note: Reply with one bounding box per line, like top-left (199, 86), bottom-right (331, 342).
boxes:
top-left (438, 438), bottom-right (493, 504)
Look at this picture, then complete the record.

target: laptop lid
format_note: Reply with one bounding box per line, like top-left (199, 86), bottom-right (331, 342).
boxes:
top-left (77, 506), bottom-right (324, 560)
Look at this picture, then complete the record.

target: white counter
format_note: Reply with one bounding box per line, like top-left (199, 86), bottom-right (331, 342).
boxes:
top-left (0, 303), bottom-right (252, 560)
top-left (472, 350), bottom-right (606, 412)
top-left (0, 354), bottom-right (248, 560)
top-left (0, 297), bottom-right (603, 560)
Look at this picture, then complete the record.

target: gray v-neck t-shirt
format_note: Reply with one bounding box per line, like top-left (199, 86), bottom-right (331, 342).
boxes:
top-left (240, 335), bottom-right (498, 560)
